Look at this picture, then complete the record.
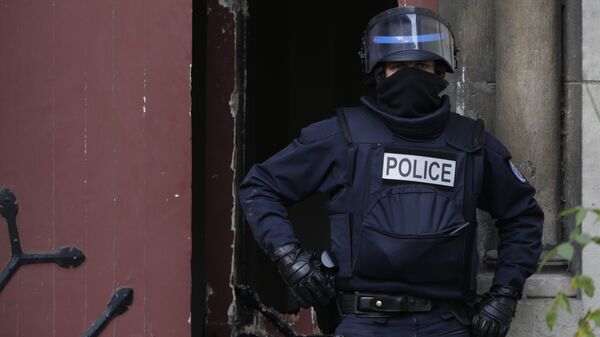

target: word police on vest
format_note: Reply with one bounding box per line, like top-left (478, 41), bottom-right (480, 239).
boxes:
top-left (382, 152), bottom-right (456, 187)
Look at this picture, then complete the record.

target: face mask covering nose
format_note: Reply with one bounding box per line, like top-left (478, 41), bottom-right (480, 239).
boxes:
top-left (376, 67), bottom-right (449, 117)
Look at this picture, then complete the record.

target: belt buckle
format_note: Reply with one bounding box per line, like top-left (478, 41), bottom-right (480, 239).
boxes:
top-left (353, 292), bottom-right (393, 317)
top-left (357, 293), bottom-right (432, 314)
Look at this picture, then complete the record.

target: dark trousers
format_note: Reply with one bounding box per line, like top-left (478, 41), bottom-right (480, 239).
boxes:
top-left (334, 305), bottom-right (470, 337)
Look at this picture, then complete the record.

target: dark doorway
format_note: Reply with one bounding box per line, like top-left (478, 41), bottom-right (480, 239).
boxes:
top-left (236, 0), bottom-right (397, 333)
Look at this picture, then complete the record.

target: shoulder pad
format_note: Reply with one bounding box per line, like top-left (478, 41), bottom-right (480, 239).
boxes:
top-left (483, 132), bottom-right (512, 160)
top-left (445, 113), bottom-right (485, 152)
top-left (336, 106), bottom-right (394, 144)
top-left (299, 117), bottom-right (342, 144)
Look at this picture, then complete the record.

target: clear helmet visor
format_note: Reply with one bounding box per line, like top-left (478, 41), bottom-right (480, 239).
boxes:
top-left (363, 8), bottom-right (456, 73)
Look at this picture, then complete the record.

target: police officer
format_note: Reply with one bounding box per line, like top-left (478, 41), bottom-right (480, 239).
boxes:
top-left (239, 6), bottom-right (543, 337)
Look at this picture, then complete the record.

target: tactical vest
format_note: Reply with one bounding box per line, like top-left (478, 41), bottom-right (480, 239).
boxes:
top-left (328, 106), bottom-right (485, 302)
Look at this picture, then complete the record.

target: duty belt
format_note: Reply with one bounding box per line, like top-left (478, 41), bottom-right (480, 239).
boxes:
top-left (338, 293), bottom-right (432, 317)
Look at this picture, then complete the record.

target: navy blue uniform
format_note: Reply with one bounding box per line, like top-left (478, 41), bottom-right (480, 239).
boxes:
top-left (239, 96), bottom-right (543, 337)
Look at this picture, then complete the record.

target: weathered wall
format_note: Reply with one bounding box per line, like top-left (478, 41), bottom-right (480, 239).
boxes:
top-left (0, 1), bottom-right (192, 336)
top-left (439, 0), bottom-right (498, 271)
top-left (563, 0), bottom-right (583, 277)
top-left (440, 1), bottom-right (585, 336)
top-left (440, 0), bottom-right (495, 124)
top-left (581, 0), bottom-right (600, 312)
top-left (495, 0), bottom-right (561, 246)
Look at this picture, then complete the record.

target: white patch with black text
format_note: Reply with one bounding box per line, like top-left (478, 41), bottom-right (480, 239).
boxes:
top-left (382, 152), bottom-right (456, 187)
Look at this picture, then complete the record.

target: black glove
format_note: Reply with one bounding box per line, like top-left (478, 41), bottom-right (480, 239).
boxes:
top-left (270, 243), bottom-right (336, 308)
top-left (471, 285), bottom-right (519, 337)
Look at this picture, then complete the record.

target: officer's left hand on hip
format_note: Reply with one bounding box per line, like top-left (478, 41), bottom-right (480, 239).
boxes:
top-left (470, 285), bottom-right (519, 337)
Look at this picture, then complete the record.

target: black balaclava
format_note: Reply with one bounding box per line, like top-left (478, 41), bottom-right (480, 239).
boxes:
top-left (376, 67), bottom-right (449, 117)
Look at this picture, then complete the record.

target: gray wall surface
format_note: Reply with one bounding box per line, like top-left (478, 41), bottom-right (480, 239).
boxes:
top-left (582, 0), bottom-right (600, 313)
top-left (440, 0), bottom-right (597, 336)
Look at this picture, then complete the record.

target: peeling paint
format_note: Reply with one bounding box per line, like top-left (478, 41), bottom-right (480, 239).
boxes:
top-left (212, 0), bottom-right (253, 334)
top-left (143, 59), bottom-right (148, 119)
top-left (236, 312), bottom-right (269, 337)
top-left (189, 64), bottom-right (193, 117)
top-left (228, 125), bottom-right (238, 329)
top-left (472, 81), bottom-right (495, 94)
top-left (205, 284), bottom-right (214, 317)
top-left (228, 83), bottom-right (240, 335)
top-left (83, 78), bottom-right (88, 158)
top-left (229, 91), bottom-right (239, 119)
top-left (223, 0), bottom-right (248, 333)
top-left (310, 308), bottom-right (322, 334)
top-left (218, 0), bottom-right (248, 17)
top-left (281, 312), bottom-right (304, 327)
top-left (455, 65), bottom-right (466, 115)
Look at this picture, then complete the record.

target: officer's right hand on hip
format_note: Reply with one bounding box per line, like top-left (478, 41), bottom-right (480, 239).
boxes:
top-left (471, 285), bottom-right (519, 337)
top-left (270, 243), bottom-right (336, 308)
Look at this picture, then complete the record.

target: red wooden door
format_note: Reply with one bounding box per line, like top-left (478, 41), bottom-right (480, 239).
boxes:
top-left (0, 1), bottom-right (192, 336)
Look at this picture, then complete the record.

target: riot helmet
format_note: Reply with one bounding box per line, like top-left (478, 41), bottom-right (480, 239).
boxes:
top-left (362, 6), bottom-right (457, 74)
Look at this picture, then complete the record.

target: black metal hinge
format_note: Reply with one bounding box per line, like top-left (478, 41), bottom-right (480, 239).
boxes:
top-left (81, 287), bottom-right (134, 337)
top-left (0, 187), bottom-right (86, 292)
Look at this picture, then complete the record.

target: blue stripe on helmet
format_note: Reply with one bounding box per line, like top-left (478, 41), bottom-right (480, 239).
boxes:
top-left (373, 33), bottom-right (443, 44)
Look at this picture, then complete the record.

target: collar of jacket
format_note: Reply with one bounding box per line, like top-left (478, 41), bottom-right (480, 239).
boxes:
top-left (360, 95), bottom-right (450, 140)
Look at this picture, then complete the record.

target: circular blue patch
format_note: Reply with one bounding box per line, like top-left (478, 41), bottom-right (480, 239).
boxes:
top-left (509, 160), bottom-right (527, 184)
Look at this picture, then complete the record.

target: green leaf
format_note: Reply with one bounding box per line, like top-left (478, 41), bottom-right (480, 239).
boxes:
top-left (576, 208), bottom-right (589, 227)
top-left (557, 243), bottom-right (575, 261)
top-left (576, 324), bottom-right (594, 337)
top-left (571, 275), bottom-right (595, 298)
top-left (556, 292), bottom-right (572, 313)
top-left (569, 227), bottom-right (582, 242)
top-left (570, 231), bottom-right (592, 247)
top-left (546, 300), bottom-right (558, 330)
top-left (561, 206), bottom-right (583, 217)
top-left (576, 314), bottom-right (593, 337)
top-left (592, 237), bottom-right (600, 245)
top-left (589, 309), bottom-right (600, 326)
